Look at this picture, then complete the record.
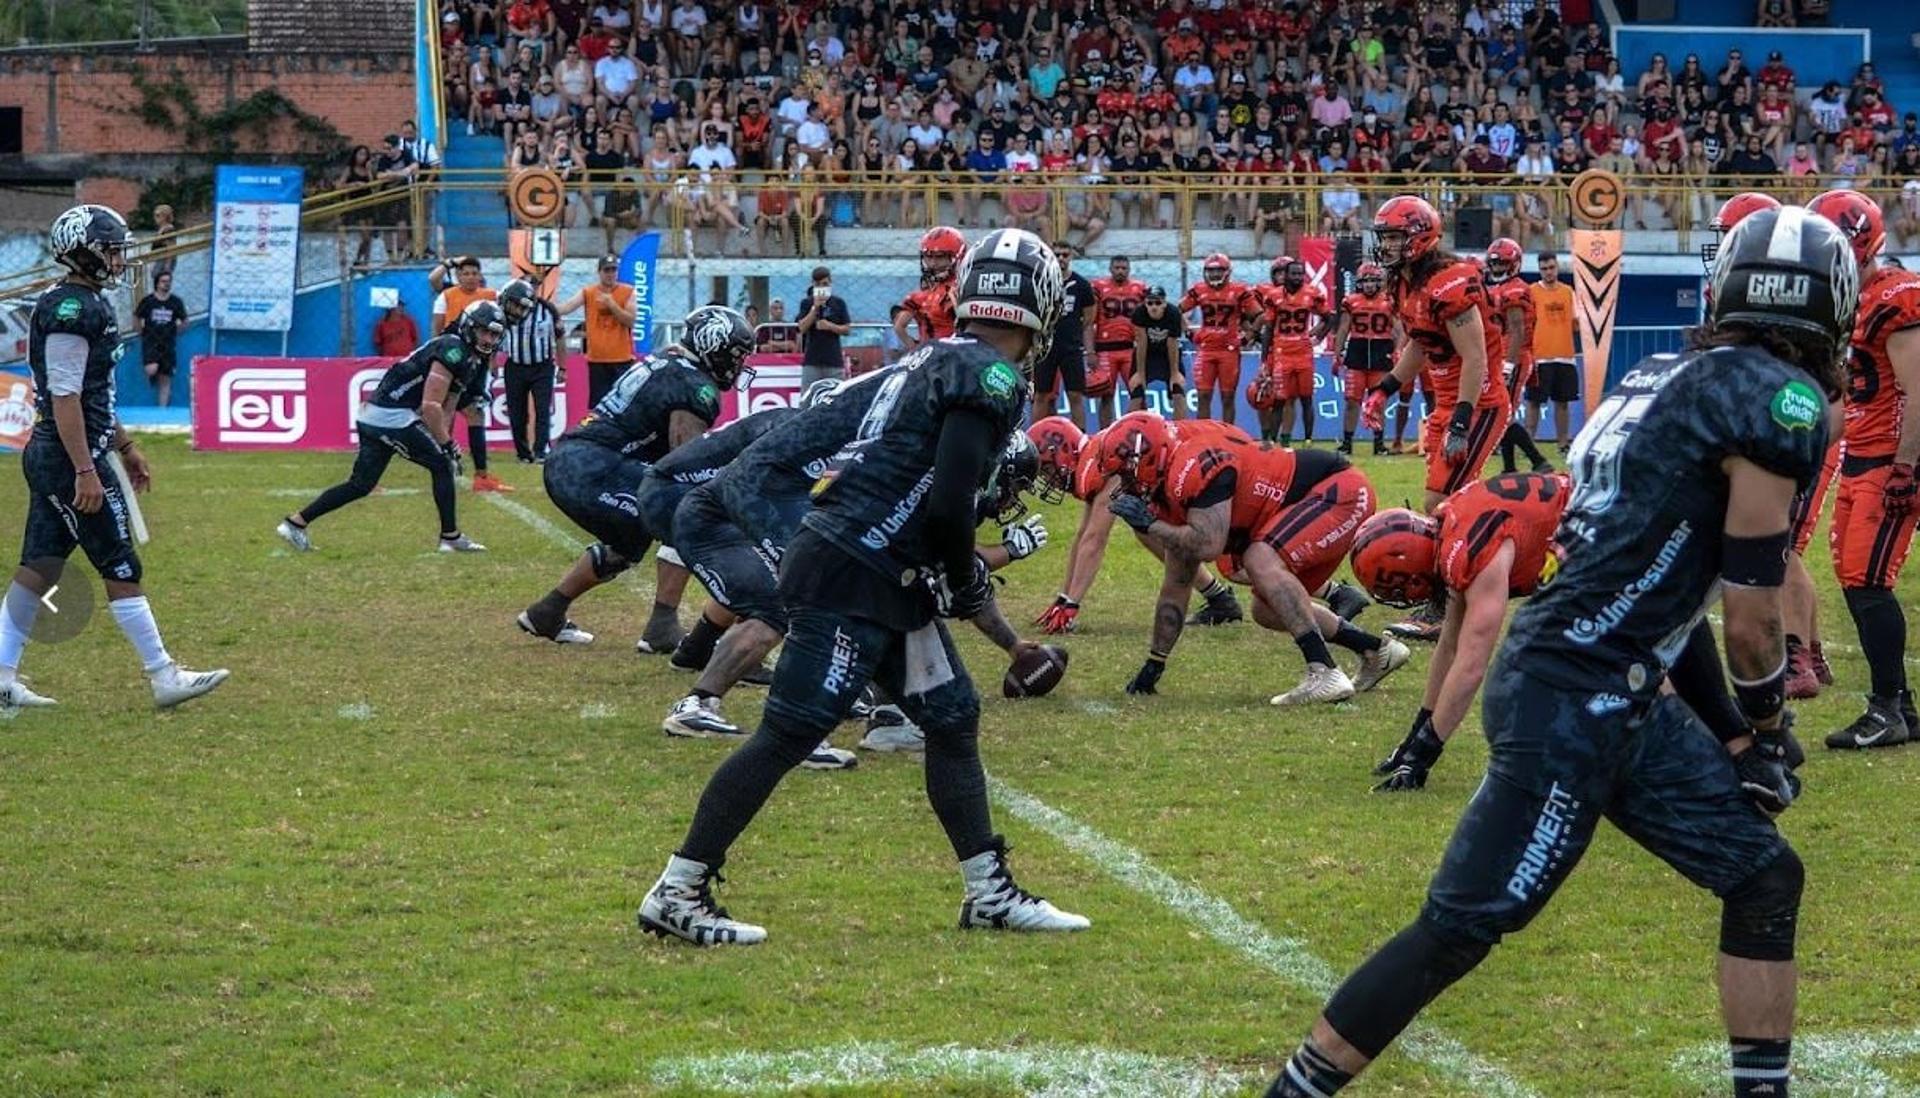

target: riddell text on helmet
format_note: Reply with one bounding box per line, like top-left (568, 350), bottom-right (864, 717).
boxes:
top-left (967, 302), bottom-right (1028, 323)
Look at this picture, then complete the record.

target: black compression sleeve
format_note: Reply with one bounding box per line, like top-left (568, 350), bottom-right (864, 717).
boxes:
top-left (1191, 467), bottom-right (1238, 508)
top-left (1667, 620), bottom-right (1751, 744)
top-left (927, 409), bottom-right (1001, 579)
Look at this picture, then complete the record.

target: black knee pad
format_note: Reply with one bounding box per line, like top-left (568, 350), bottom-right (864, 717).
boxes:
top-left (1324, 916), bottom-right (1493, 1059)
top-left (587, 541), bottom-right (631, 581)
top-left (921, 714), bottom-right (980, 758)
top-left (1720, 846), bottom-right (1804, 962)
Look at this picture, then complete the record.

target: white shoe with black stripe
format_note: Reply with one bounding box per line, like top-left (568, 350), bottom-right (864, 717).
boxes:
top-left (958, 846), bottom-right (1089, 932)
top-left (638, 855), bottom-right (767, 946)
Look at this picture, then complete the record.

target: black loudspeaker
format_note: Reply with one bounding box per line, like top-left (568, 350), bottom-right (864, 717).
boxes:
top-left (1454, 206), bottom-right (1493, 251)
top-left (0, 108), bottom-right (21, 155)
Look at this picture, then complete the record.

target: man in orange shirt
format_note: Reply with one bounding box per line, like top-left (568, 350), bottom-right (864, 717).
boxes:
top-left (1250, 255), bottom-right (1329, 446)
top-left (557, 254), bottom-right (638, 407)
top-left (1180, 253), bottom-right (1258, 427)
top-left (1524, 252), bottom-right (1578, 446)
top-left (429, 255), bottom-right (513, 492)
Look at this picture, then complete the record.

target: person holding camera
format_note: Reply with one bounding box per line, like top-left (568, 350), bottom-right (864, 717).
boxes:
top-left (796, 265), bottom-right (851, 388)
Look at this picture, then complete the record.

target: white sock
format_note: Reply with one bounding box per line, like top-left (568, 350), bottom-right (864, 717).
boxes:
top-left (0, 581), bottom-right (40, 683)
top-left (109, 596), bottom-right (173, 675)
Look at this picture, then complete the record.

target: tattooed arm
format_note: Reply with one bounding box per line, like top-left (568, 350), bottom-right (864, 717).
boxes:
top-left (1145, 498), bottom-right (1231, 661)
top-left (970, 597), bottom-right (1029, 655)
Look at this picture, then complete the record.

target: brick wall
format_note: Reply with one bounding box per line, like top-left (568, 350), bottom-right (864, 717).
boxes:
top-left (0, 52), bottom-right (414, 159)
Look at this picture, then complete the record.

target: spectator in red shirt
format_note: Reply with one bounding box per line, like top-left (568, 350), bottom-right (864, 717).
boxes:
top-left (576, 17), bottom-right (613, 61)
top-left (1757, 50), bottom-right (1796, 92)
top-left (1859, 88), bottom-right (1897, 131)
top-left (1162, 18), bottom-right (1204, 72)
top-left (373, 303), bottom-right (419, 357)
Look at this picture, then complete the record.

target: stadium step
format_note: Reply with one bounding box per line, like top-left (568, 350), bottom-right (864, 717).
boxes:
top-left (1831, 0), bottom-right (1920, 121)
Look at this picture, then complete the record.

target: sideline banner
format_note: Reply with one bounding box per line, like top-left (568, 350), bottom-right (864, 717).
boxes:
top-left (621, 230), bottom-right (662, 356)
top-left (192, 355), bottom-right (587, 451)
top-left (210, 165), bottom-right (304, 332)
top-left (1568, 229), bottom-right (1624, 411)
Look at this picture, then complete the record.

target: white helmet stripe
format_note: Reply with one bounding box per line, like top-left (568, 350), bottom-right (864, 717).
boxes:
top-left (1766, 206), bottom-right (1807, 262)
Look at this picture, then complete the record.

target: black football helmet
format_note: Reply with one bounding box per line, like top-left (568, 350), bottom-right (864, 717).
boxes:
top-left (457, 300), bottom-right (507, 355)
top-left (682, 304), bottom-right (755, 387)
top-left (980, 432), bottom-right (1044, 523)
top-left (955, 228), bottom-right (1065, 370)
top-left (1708, 205), bottom-right (1860, 366)
top-left (497, 278), bottom-right (538, 324)
top-left (49, 204), bottom-right (133, 288)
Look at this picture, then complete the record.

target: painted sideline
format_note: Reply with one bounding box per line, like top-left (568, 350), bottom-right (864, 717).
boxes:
top-left (988, 776), bottom-right (1544, 1098)
top-left (650, 1041), bottom-right (1252, 1097)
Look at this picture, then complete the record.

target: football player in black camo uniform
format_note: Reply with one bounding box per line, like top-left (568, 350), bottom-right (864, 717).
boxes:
top-left (639, 229), bottom-right (1089, 946)
top-left (515, 305), bottom-right (752, 651)
top-left (277, 300), bottom-right (505, 553)
top-left (0, 204), bottom-right (229, 712)
top-left (1266, 206), bottom-right (1856, 1098)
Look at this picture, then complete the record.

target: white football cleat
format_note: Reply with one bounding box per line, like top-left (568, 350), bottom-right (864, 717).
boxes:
top-left (516, 611), bottom-right (594, 645)
top-left (637, 854), bottom-right (767, 946)
top-left (801, 739), bottom-right (858, 770)
top-left (1353, 638), bottom-right (1411, 692)
top-left (662, 694), bottom-right (743, 738)
top-left (959, 846), bottom-right (1089, 932)
top-left (1269, 663), bottom-right (1356, 707)
top-left (151, 664), bottom-right (230, 709)
top-left (275, 520), bottom-right (313, 552)
top-left (859, 704), bottom-right (926, 753)
top-left (0, 680), bottom-right (57, 710)
top-left (437, 534), bottom-right (487, 552)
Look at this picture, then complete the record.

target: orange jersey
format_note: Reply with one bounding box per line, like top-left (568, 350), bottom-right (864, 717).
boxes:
top-left (1091, 277), bottom-right (1148, 348)
top-left (1487, 277), bottom-right (1536, 361)
top-left (1156, 438), bottom-right (1296, 540)
top-left (1073, 417), bottom-right (1250, 503)
top-left (903, 281), bottom-right (957, 342)
top-left (1435, 472), bottom-right (1570, 597)
top-left (1341, 291), bottom-right (1397, 341)
top-left (1179, 280), bottom-right (1257, 352)
top-left (1842, 264), bottom-right (1920, 460)
top-left (1255, 283), bottom-right (1328, 357)
top-left (1400, 261), bottom-right (1506, 409)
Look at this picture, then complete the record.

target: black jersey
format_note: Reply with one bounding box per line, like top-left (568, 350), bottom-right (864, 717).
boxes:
top-left (803, 335), bottom-right (1031, 581)
top-left (716, 364), bottom-right (911, 507)
top-left (367, 333), bottom-right (481, 414)
top-left (648, 406), bottom-right (795, 486)
top-left (29, 281), bottom-right (121, 455)
top-left (564, 347), bottom-right (722, 460)
top-left (1505, 345), bottom-right (1830, 697)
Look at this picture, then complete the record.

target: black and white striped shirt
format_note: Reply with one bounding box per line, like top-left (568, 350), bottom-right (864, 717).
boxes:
top-left (502, 299), bottom-right (561, 366)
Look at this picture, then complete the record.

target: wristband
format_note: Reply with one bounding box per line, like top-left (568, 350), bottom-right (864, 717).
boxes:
top-left (1722, 530), bottom-right (1790, 588)
top-left (75, 465), bottom-right (96, 476)
top-left (1449, 401), bottom-right (1473, 429)
top-left (1146, 650), bottom-right (1168, 664)
top-left (1372, 374), bottom-right (1403, 398)
top-left (1732, 656), bottom-right (1788, 727)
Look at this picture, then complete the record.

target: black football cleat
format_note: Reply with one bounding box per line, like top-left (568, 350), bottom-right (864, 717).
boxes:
top-left (1188, 591), bottom-right (1244, 626)
top-left (1326, 581), bottom-right (1371, 622)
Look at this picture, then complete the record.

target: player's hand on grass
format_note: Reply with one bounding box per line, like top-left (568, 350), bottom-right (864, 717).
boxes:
top-left (1373, 719), bottom-right (1444, 793)
top-left (1125, 657), bottom-right (1164, 696)
top-left (1036, 595), bottom-right (1079, 634)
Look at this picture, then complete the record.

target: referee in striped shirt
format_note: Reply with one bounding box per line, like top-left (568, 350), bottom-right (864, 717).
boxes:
top-left (498, 278), bottom-right (562, 463)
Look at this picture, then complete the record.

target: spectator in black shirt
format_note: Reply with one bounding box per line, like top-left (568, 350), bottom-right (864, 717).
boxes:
top-left (1533, 24), bottom-right (1569, 86)
top-left (1551, 135), bottom-right (1589, 175)
top-left (1716, 48), bottom-right (1752, 96)
top-left (1242, 102), bottom-right (1283, 154)
top-left (133, 270), bottom-right (186, 408)
top-left (796, 265), bottom-right (851, 388)
top-left (1719, 133), bottom-right (1777, 175)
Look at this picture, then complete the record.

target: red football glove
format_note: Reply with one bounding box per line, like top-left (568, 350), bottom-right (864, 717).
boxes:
top-left (1361, 388), bottom-right (1390, 432)
top-left (1886, 463), bottom-right (1917, 517)
top-left (1037, 596), bottom-right (1081, 634)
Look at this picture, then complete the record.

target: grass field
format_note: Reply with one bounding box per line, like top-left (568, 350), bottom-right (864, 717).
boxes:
top-left (2, 435), bottom-right (1919, 1098)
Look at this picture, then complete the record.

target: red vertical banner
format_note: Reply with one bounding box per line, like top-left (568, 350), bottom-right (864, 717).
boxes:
top-left (1297, 236), bottom-right (1336, 353)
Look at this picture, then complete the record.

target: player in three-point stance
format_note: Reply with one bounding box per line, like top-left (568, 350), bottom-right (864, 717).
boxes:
top-left (2, 205), bottom-right (229, 712)
top-left (1265, 205), bottom-right (1856, 1098)
top-left (639, 229), bottom-right (1089, 945)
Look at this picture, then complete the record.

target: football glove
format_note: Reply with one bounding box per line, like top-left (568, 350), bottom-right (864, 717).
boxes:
top-left (1373, 719), bottom-right (1445, 793)
top-left (1126, 656), bottom-right (1165, 696)
top-left (1036, 595), bottom-right (1080, 635)
top-left (1886, 463), bottom-right (1916, 517)
top-left (1001, 514), bottom-right (1049, 561)
top-left (1734, 731), bottom-right (1802, 817)
top-left (1360, 387), bottom-right (1390, 432)
top-left (441, 439), bottom-right (464, 478)
top-left (932, 554), bottom-right (994, 620)
top-left (1109, 491), bottom-right (1155, 533)
top-left (1442, 401), bottom-right (1474, 464)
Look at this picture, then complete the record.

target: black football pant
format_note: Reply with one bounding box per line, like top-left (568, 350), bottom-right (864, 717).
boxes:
top-left (504, 361), bottom-right (555, 460)
top-left (19, 437), bottom-right (142, 582)
top-left (677, 529), bottom-right (994, 868)
top-left (299, 420), bottom-right (458, 536)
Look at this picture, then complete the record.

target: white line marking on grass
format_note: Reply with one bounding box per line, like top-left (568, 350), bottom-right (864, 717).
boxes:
top-left (1079, 700), bottom-right (1117, 717)
top-left (578, 702), bottom-right (617, 720)
top-left (482, 494), bottom-right (584, 552)
top-left (1671, 1029), bottom-right (1920, 1096)
top-left (649, 1041), bottom-right (1253, 1097)
top-left (261, 487), bottom-right (420, 497)
top-left (987, 776), bottom-right (1543, 1098)
top-left (336, 702), bottom-right (375, 721)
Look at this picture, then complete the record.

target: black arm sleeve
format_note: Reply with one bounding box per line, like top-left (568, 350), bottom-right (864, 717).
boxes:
top-left (926, 408), bottom-right (1001, 579)
top-left (1666, 619), bottom-right (1751, 745)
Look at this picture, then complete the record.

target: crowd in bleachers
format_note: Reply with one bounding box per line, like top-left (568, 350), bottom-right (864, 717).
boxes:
top-left (428, 0), bottom-right (1920, 255)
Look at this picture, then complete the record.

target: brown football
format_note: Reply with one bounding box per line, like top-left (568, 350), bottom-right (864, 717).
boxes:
top-left (1003, 644), bottom-right (1070, 698)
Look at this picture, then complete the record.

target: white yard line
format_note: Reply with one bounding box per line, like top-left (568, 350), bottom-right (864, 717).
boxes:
top-left (480, 494), bottom-right (660, 598)
top-left (335, 702), bottom-right (376, 721)
top-left (988, 776), bottom-right (1543, 1098)
top-left (649, 1041), bottom-right (1252, 1097)
top-left (578, 702), bottom-right (617, 720)
top-left (1671, 1029), bottom-right (1920, 1097)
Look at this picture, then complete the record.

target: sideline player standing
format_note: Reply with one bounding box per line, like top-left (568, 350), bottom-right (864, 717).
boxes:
top-left (514, 306), bottom-right (751, 650)
top-left (1, 205), bottom-right (228, 711)
top-left (1250, 256), bottom-right (1329, 446)
top-left (1806, 189), bottom-right (1920, 748)
top-left (1484, 238), bottom-right (1554, 474)
top-left (1181, 253), bottom-right (1257, 427)
top-left (1264, 205), bottom-right (1854, 1098)
top-left (638, 229), bottom-right (1088, 945)
top-left (894, 226), bottom-right (965, 350)
top-left (1331, 262), bottom-right (1398, 455)
top-left (1089, 255), bottom-right (1147, 419)
top-left (1033, 238), bottom-right (1099, 430)
top-left (278, 301), bottom-right (504, 552)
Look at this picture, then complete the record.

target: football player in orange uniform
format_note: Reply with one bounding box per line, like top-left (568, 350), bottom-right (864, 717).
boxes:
top-left (1090, 256), bottom-right (1149, 411)
top-left (1098, 416), bottom-right (1407, 703)
top-left (1250, 255), bottom-right (1331, 446)
top-left (1331, 262), bottom-right (1398, 455)
top-left (1483, 239), bottom-right (1554, 475)
top-left (1181, 253), bottom-right (1259, 427)
top-left (1031, 413), bottom-right (1246, 633)
top-left (1349, 472), bottom-right (1569, 789)
top-left (1807, 190), bottom-right (1920, 749)
top-left (892, 226), bottom-right (965, 350)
